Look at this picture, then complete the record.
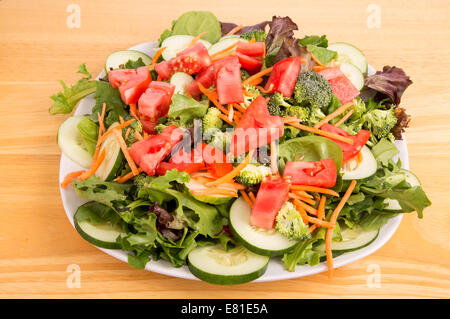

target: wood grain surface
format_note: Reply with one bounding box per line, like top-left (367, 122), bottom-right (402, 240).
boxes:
top-left (0, 0), bottom-right (449, 298)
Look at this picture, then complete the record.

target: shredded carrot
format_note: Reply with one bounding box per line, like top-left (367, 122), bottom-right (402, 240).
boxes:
top-left (61, 170), bottom-right (85, 188)
top-left (294, 199), bottom-right (318, 216)
top-left (249, 37), bottom-right (256, 43)
top-left (210, 42), bottom-right (238, 60)
top-left (219, 113), bottom-right (233, 125)
top-left (100, 119), bottom-right (135, 140)
top-left (314, 101), bottom-right (354, 128)
top-left (78, 149), bottom-right (106, 181)
top-left (233, 103), bottom-right (247, 114)
top-left (294, 204), bottom-right (309, 224)
top-left (256, 83), bottom-right (273, 94)
top-left (248, 77), bottom-right (263, 86)
top-left (119, 116), bottom-right (125, 124)
top-left (112, 129), bottom-right (139, 176)
top-left (134, 130), bottom-right (144, 141)
top-left (99, 103), bottom-right (107, 135)
top-left (240, 190), bottom-right (253, 207)
top-left (115, 168), bottom-right (143, 183)
top-left (291, 185), bottom-right (340, 197)
top-left (307, 48), bottom-right (324, 67)
top-left (334, 109), bottom-right (354, 127)
top-left (309, 225), bottom-right (318, 233)
top-left (226, 25), bottom-right (243, 36)
top-left (284, 120), bottom-right (354, 145)
top-left (248, 191), bottom-right (257, 203)
top-left (125, 128), bottom-right (131, 140)
top-left (197, 83), bottom-right (229, 115)
top-left (189, 32), bottom-right (207, 47)
top-left (243, 67), bottom-right (273, 85)
top-left (191, 189), bottom-right (238, 197)
top-left (221, 182), bottom-right (247, 190)
top-left (288, 192), bottom-right (315, 204)
top-left (326, 180), bottom-right (357, 278)
top-left (306, 215), bottom-right (335, 228)
top-left (191, 171), bottom-right (216, 179)
top-left (150, 47), bottom-right (166, 67)
top-left (318, 195), bottom-right (326, 220)
top-left (207, 149), bottom-right (254, 186)
top-left (292, 190), bottom-right (314, 199)
top-left (228, 104), bottom-right (234, 122)
top-left (270, 141), bottom-right (279, 175)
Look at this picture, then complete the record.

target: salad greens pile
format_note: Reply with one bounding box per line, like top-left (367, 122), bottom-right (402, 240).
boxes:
top-left (50, 11), bottom-right (430, 284)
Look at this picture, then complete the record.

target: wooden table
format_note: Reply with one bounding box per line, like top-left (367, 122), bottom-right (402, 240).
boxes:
top-left (1, 0), bottom-right (449, 298)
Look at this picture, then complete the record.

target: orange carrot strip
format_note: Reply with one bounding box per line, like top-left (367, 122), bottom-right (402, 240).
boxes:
top-left (115, 168), bottom-right (143, 183)
top-left (309, 224), bottom-right (318, 233)
top-left (334, 109), bottom-right (354, 127)
top-left (125, 128), bottom-right (131, 140)
top-left (207, 149), bottom-right (254, 186)
top-left (292, 190), bottom-right (314, 199)
top-left (285, 121), bottom-right (354, 145)
top-left (307, 48), bottom-right (324, 67)
top-left (197, 83), bottom-right (229, 114)
top-left (210, 42), bottom-right (238, 59)
top-left (219, 113), bottom-right (233, 125)
top-left (61, 170), bottom-right (85, 188)
top-left (119, 116), bottom-right (125, 124)
top-left (294, 199), bottom-right (318, 216)
top-left (112, 129), bottom-right (139, 176)
top-left (248, 77), bottom-right (263, 86)
top-left (228, 104), bottom-right (234, 122)
top-left (150, 47), bottom-right (166, 66)
top-left (100, 119), bottom-right (135, 140)
top-left (221, 182), bottom-right (247, 190)
top-left (233, 103), bottom-right (247, 113)
top-left (248, 191), bottom-right (256, 203)
top-left (243, 67), bottom-right (273, 85)
top-left (240, 190), bottom-right (253, 207)
top-left (189, 32), bottom-right (207, 47)
top-left (318, 195), bottom-right (326, 220)
top-left (314, 101), bottom-right (354, 128)
top-left (291, 185), bottom-right (340, 197)
top-left (294, 204), bottom-right (309, 224)
top-left (79, 149), bottom-right (106, 181)
top-left (134, 130), bottom-right (144, 141)
top-left (226, 25), bottom-right (243, 36)
top-left (326, 180), bottom-right (357, 278)
top-left (191, 189), bottom-right (238, 197)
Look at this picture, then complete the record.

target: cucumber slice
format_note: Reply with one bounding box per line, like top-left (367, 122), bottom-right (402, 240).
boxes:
top-left (229, 198), bottom-right (298, 256)
top-left (341, 146), bottom-right (377, 180)
top-left (94, 123), bottom-right (123, 181)
top-left (208, 37), bottom-right (248, 56)
top-left (383, 169), bottom-right (421, 210)
top-left (339, 62), bottom-right (364, 90)
top-left (58, 116), bottom-right (93, 168)
top-left (185, 179), bottom-right (233, 205)
top-left (188, 244), bottom-right (269, 285)
top-left (328, 42), bottom-right (367, 74)
top-left (169, 72), bottom-right (194, 95)
top-left (314, 226), bottom-right (379, 254)
top-left (105, 50), bottom-right (152, 72)
top-left (161, 35), bottom-right (212, 61)
top-left (74, 201), bottom-right (126, 249)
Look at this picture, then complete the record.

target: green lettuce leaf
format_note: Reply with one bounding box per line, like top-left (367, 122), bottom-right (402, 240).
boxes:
top-left (168, 94), bottom-right (208, 125)
top-left (299, 35), bottom-right (328, 47)
top-left (170, 11), bottom-right (222, 44)
top-left (72, 177), bottom-right (132, 208)
top-left (306, 44), bottom-right (337, 65)
top-left (77, 116), bottom-right (98, 155)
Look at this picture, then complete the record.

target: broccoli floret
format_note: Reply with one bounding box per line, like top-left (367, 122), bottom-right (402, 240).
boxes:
top-left (294, 72), bottom-right (333, 111)
top-left (363, 108), bottom-right (398, 143)
top-left (267, 92), bottom-right (291, 116)
top-left (234, 164), bottom-right (271, 187)
top-left (202, 107), bottom-right (223, 134)
top-left (242, 84), bottom-right (261, 108)
top-left (284, 105), bottom-right (311, 122)
top-left (275, 202), bottom-right (310, 241)
top-left (208, 130), bottom-right (233, 152)
top-left (241, 69), bottom-right (250, 81)
top-left (240, 30), bottom-right (267, 42)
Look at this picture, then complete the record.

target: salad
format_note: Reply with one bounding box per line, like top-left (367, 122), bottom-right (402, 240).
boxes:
top-left (51, 11), bottom-right (431, 285)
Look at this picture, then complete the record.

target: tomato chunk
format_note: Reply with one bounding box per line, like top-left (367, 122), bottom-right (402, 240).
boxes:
top-left (215, 58), bottom-right (244, 105)
top-left (138, 81), bottom-right (175, 128)
top-left (129, 125), bottom-right (184, 175)
top-left (230, 96), bottom-right (284, 156)
top-left (320, 124), bottom-right (371, 162)
top-left (170, 42), bottom-right (212, 75)
top-left (108, 66), bottom-right (152, 105)
top-left (154, 61), bottom-right (173, 81)
top-left (236, 41), bottom-right (265, 57)
top-left (236, 53), bottom-right (263, 74)
top-left (283, 158), bottom-right (337, 188)
top-left (250, 177), bottom-right (290, 229)
top-left (186, 65), bottom-right (216, 98)
top-left (317, 67), bottom-right (360, 104)
top-left (265, 57), bottom-right (302, 97)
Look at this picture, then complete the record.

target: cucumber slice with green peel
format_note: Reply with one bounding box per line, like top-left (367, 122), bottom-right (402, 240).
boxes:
top-left (341, 146), bottom-right (377, 180)
top-left (328, 42), bottom-right (368, 74)
top-left (314, 226), bottom-right (379, 255)
top-left (58, 116), bottom-right (93, 168)
top-left (94, 123), bottom-right (123, 181)
top-left (229, 198), bottom-right (298, 256)
top-left (161, 35), bottom-right (212, 61)
top-left (208, 37), bottom-right (248, 56)
top-left (188, 244), bottom-right (269, 285)
top-left (339, 62), bottom-right (364, 90)
top-left (383, 169), bottom-right (421, 210)
top-left (105, 50), bottom-right (152, 72)
top-left (185, 179), bottom-right (234, 205)
top-left (74, 201), bottom-right (126, 249)
top-left (170, 72), bottom-right (195, 95)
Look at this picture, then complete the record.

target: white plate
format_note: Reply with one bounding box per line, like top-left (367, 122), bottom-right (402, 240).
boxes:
top-left (59, 42), bottom-right (407, 282)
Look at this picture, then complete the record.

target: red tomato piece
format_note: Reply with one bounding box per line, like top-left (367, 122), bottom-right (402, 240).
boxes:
top-left (154, 61), bottom-right (173, 81)
top-left (148, 81), bottom-right (176, 96)
top-left (236, 53), bottom-right (263, 74)
top-left (138, 81), bottom-right (175, 126)
top-left (230, 96), bottom-right (284, 156)
top-left (317, 67), bottom-right (360, 104)
top-left (201, 143), bottom-right (233, 177)
top-left (282, 158), bottom-right (337, 188)
top-left (170, 42), bottom-right (212, 75)
top-left (265, 57), bottom-right (302, 97)
top-left (216, 59), bottom-right (244, 105)
top-left (250, 177), bottom-right (290, 229)
top-left (129, 125), bottom-right (184, 175)
top-left (108, 66), bottom-right (152, 105)
top-left (320, 123), bottom-right (371, 162)
top-left (187, 65), bottom-right (216, 98)
top-left (139, 116), bottom-right (158, 134)
top-left (236, 41), bottom-right (265, 57)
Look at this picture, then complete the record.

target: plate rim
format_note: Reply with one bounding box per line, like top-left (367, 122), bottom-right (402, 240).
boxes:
top-left (59, 41), bottom-right (405, 282)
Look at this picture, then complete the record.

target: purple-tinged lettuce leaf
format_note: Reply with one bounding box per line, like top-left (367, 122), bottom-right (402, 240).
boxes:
top-left (220, 20), bottom-right (269, 35)
top-left (274, 37), bottom-right (315, 72)
top-left (392, 107), bottom-right (411, 139)
top-left (364, 66), bottom-right (413, 105)
top-left (265, 16), bottom-right (298, 55)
